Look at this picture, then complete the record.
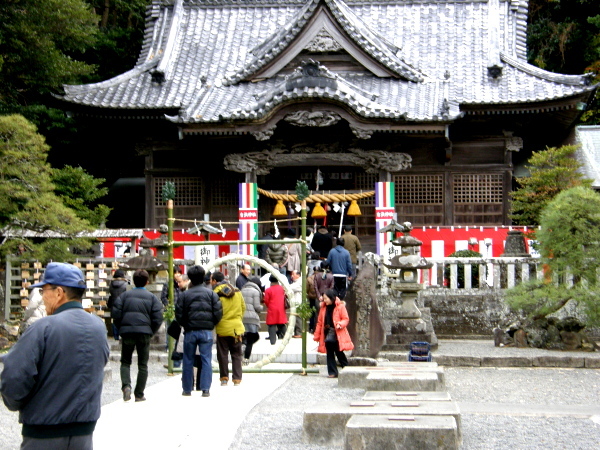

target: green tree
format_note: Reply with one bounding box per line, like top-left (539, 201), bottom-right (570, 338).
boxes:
top-left (51, 165), bottom-right (111, 227)
top-left (527, 0), bottom-right (600, 124)
top-left (0, 0), bottom-right (99, 105)
top-left (505, 186), bottom-right (600, 327)
top-left (510, 145), bottom-right (592, 226)
top-left (82, 0), bottom-right (150, 82)
top-left (537, 186), bottom-right (600, 284)
top-left (0, 114), bottom-right (95, 261)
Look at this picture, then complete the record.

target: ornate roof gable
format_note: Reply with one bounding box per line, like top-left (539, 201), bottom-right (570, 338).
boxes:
top-left (223, 0), bottom-right (426, 86)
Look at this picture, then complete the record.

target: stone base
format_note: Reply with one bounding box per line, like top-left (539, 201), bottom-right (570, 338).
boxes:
top-left (338, 365), bottom-right (445, 389)
top-left (363, 391), bottom-right (452, 402)
top-left (303, 400), bottom-right (461, 445)
top-left (345, 414), bottom-right (459, 450)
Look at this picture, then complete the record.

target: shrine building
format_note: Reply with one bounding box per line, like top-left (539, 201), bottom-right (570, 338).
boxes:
top-left (57, 0), bottom-right (597, 245)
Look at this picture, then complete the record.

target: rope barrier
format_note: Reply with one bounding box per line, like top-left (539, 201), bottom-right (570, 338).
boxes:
top-left (257, 188), bottom-right (374, 203)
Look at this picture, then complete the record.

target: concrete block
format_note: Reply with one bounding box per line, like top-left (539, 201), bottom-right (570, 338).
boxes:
top-left (345, 414), bottom-right (459, 450)
top-left (481, 356), bottom-right (532, 367)
top-left (365, 371), bottom-right (444, 392)
top-left (585, 357), bottom-right (600, 368)
top-left (338, 365), bottom-right (444, 389)
top-left (533, 356), bottom-right (584, 368)
top-left (363, 391), bottom-right (452, 402)
top-left (378, 361), bottom-right (439, 368)
top-left (434, 355), bottom-right (481, 367)
top-left (304, 400), bottom-right (461, 445)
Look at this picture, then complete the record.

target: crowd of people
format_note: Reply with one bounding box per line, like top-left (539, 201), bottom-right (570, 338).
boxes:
top-left (0, 225), bottom-right (360, 447)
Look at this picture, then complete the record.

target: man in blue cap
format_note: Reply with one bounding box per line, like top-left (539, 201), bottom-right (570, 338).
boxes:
top-left (1, 262), bottom-right (109, 450)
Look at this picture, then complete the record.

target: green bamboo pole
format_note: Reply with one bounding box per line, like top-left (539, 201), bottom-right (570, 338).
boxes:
top-left (300, 200), bottom-right (307, 371)
top-left (167, 200), bottom-right (175, 375)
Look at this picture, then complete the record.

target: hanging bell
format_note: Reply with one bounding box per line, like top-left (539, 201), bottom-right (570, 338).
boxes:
top-left (347, 199), bottom-right (362, 216)
top-left (311, 202), bottom-right (327, 218)
top-left (273, 199), bottom-right (287, 217)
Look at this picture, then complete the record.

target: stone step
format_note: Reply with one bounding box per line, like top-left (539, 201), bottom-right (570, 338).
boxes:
top-left (363, 391), bottom-right (452, 402)
top-left (345, 414), bottom-right (459, 450)
top-left (364, 371), bottom-right (444, 392)
top-left (338, 365), bottom-right (445, 389)
top-left (303, 400), bottom-right (461, 445)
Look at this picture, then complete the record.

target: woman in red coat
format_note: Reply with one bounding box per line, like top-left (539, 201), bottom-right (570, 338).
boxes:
top-left (313, 289), bottom-right (354, 378)
top-left (263, 275), bottom-right (288, 345)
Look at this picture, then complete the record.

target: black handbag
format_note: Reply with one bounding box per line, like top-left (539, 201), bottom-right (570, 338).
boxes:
top-left (325, 327), bottom-right (337, 343)
top-left (167, 320), bottom-right (181, 339)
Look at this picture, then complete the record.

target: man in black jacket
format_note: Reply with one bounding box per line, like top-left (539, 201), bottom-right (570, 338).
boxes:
top-left (112, 269), bottom-right (163, 402)
top-left (175, 265), bottom-right (222, 397)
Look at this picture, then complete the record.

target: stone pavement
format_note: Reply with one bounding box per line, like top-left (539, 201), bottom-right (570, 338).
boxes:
top-left (91, 337), bottom-right (600, 450)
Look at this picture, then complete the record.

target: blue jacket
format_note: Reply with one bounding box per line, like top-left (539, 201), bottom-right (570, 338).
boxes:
top-left (325, 245), bottom-right (354, 277)
top-left (112, 287), bottom-right (163, 335)
top-left (1, 302), bottom-right (109, 438)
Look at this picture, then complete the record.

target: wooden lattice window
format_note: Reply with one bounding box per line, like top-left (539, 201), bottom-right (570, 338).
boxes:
top-left (353, 172), bottom-right (378, 236)
top-left (212, 177), bottom-right (239, 207)
top-left (453, 174), bottom-right (503, 225)
top-left (153, 177), bottom-right (203, 207)
top-left (393, 174), bottom-right (444, 225)
top-left (153, 177), bottom-right (203, 225)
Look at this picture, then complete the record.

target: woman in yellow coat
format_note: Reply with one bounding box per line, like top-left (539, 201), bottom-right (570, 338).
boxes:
top-left (313, 289), bottom-right (354, 378)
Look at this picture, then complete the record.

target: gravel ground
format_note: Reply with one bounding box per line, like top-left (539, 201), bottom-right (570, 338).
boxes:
top-left (3, 343), bottom-right (600, 449)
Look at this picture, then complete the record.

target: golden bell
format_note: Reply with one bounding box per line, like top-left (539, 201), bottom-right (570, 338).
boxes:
top-left (272, 199), bottom-right (287, 217)
top-left (346, 199), bottom-right (361, 216)
top-left (311, 202), bottom-right (327, 218)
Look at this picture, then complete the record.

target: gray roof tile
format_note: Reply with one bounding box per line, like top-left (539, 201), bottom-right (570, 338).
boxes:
top-left (60, 0), bottom-right (596, 123)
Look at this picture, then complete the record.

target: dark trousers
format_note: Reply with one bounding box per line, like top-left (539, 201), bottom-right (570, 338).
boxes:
top-left (268, 324), bottom-right (287, 344)
top-left (120, 333), bottom-right (151, 399)
top-left (21, 434), bottom-right (93, 450)
top-left (308, 298), bottom-right (317, 332)
top-left (216, 335), bottom-right (243, 381)
top-left (325, 339), bottom-right (349, 377)
top-left (243, 331), bottom-right (259, 359)
top-left (333, 276), bottom-right (348, 299)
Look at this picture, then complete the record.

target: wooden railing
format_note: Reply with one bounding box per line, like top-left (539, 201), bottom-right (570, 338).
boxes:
top-left (377, 256), bottom-right (545, 290)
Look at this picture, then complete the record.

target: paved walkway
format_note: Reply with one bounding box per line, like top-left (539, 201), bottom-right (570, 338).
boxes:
top-left (94, 371), bottom-right (294, 449)
top-left (93, 338), bottom-right (600, 449)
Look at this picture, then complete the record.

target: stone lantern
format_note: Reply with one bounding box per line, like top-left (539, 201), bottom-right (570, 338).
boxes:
top-left (382, 222), bottom-right (438, 350)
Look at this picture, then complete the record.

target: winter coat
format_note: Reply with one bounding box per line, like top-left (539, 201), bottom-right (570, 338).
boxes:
top-left (214, 282), bottom-right (246, 338)
top-left (176, 284), bottom-right (222, 331)
top-left (112, 287), bottom-right (163, 335)
top-left (313, 298), bottom-right (354, 353)
top-left (311, 229), bottom-right (333, 258)
top-left (284, 238), bottom-right (301, 272)
top-left (325, 245), bottom-right (354, 277)
top-left (161, 280), bottom-right (181, 307)
top-left (263, 284), bottom-right (288, 325)
top-left (108, 278), bottom-right (128, 310)
top-left (265, 242), bottom-right (288, 267)
top-left (1, 302), bottom-right (109, 438)
top-left (342, 233), bottom-right (362, 264)
top-left (306, 274), bottom-right (317, 299)
top-left (314, 272), bottom-right (334, 299)
top-left (241, 281), bottom-right (263, 327)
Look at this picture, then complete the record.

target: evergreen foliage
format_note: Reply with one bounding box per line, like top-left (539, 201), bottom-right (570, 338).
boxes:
top-left (505, 186), bottom-right (600, 327)
top-left (509, 145), bottom-right (592, 226)
top-left (51, 165), bottom-right (111, 227)
top-left (0, 114), bottom-right (95, 261)
top-left (0, 0), bottom-right (99, 104)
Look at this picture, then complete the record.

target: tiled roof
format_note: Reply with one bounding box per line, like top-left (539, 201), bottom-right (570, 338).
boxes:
top-left (60, 0), bottom-right (596, 124)
top-left (576, 126), bottom-right (600, 188)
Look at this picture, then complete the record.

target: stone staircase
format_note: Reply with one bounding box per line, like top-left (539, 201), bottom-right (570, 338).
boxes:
top-left (303, 361), bottom-right (461, 449)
